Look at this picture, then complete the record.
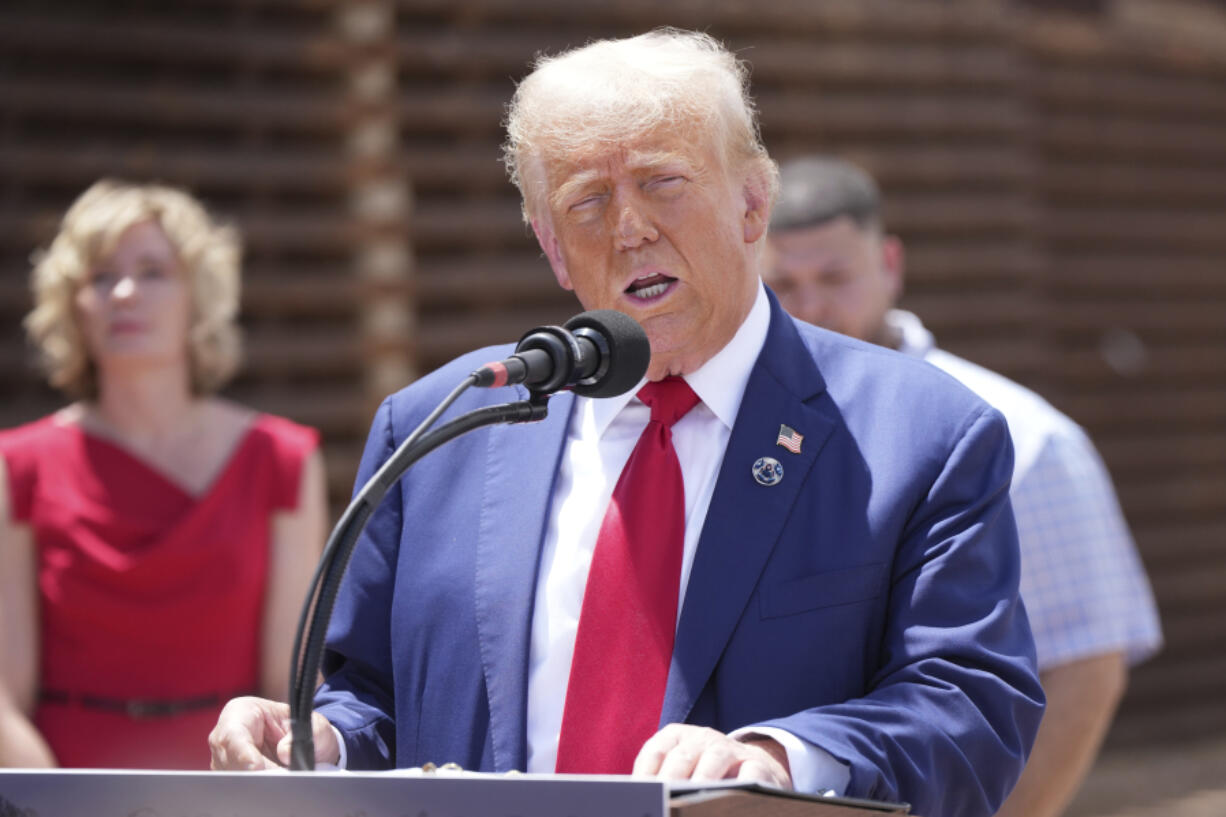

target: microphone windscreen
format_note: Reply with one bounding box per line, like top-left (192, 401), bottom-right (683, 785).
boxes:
top-left (564, 310), bottom-right (651, 398)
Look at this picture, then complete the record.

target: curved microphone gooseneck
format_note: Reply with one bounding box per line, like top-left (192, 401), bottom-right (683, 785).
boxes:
top-left (287, 310), bottom-right (650, 771)
top-left (287, 383), bottom-right (547, 770)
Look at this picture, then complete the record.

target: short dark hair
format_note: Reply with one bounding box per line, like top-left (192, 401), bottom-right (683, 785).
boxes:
top-left (770, 155), bottom-right (881, 232)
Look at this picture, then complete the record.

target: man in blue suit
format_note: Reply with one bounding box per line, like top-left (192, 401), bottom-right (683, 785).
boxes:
top-left (211, 29), bottom-right (1042, 816)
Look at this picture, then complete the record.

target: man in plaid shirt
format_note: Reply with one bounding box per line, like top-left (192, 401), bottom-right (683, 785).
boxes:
top-left (765, 155), bottom-right (1163, 817)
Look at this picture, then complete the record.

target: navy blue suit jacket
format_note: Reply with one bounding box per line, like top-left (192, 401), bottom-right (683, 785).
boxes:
top-left (316, 292), bottom-right (1043, 817)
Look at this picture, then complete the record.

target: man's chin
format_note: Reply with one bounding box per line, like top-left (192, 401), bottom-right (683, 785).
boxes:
top-left (642, 333), bottom-right (702, 381)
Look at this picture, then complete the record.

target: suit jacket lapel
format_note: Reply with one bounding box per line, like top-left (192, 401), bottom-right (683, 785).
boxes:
top-left (662, 300), bottom-right (837, 726)
top-left (474, 389), bottom-right (575, 771)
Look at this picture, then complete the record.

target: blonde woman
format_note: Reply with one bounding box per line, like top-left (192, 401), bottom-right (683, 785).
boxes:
top-left (0, 180), bottom-right (326, 769)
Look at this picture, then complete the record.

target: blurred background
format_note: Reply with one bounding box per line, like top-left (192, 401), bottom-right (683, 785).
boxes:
top-left (0, 0), bottom-right (1222, 812)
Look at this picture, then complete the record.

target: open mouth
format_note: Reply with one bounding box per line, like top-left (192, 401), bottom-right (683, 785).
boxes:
top-left (625, 273), bottom-right (676, 301)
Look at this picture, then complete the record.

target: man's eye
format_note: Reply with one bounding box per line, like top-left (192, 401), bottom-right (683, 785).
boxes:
top-left (568, 194), bottom-right (606, 215)
top-left (648, 175), bottom-right (685, 191)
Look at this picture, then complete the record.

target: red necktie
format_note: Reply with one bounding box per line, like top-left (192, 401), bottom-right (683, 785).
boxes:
top-left (555, 377), bottom-right (701, 774)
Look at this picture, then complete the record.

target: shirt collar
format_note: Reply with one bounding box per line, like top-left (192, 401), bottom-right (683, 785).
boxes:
top-left (885, 308), bottom-right (935, 358)
top-left (586, 279), bottom-right (772, 435)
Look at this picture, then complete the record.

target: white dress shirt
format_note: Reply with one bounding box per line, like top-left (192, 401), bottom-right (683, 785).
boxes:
top-left (526, 281), bottom-right (848, 794)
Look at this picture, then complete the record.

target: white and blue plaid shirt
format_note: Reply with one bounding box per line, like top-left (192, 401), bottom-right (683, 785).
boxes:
top-left (891, 310), bottom-right (1163, 670)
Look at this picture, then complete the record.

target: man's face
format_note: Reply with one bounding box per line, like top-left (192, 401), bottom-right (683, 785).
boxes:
top-left (530, 126), bottom-right (768, 381)
top-left (765, 216), bottom-right (902, 346)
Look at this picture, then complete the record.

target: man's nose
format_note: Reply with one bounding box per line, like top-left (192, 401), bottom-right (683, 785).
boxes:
top-left (614, 198), bottom-right (659, 250)
top-left (791, 281), bottom-right (830, 326)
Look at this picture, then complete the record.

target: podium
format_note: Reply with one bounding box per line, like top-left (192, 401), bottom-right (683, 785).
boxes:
top-left (0, 769), bottom-right (909, 816)
top-left (672, 783), bottom-right (909, 816)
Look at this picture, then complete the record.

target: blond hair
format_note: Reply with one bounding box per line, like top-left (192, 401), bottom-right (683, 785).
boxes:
top-left (25, 179), bottom-right (242, 398)
top-left (503, 28), bottom-right (779, 223)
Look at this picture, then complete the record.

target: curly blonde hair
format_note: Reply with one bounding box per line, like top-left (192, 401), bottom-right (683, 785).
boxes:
top-left (25, 179), bottom-right (243, 398)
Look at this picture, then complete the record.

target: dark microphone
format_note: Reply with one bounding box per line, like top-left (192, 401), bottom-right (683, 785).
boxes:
top-left (472, 309), bottom-right (650, 398)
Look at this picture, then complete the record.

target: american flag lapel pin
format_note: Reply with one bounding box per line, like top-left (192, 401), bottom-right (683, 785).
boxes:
top-left (776, 424), bottom-right (804, 455)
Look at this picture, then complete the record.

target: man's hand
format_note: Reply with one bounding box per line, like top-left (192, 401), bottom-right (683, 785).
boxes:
top-left (632, 724), bottom-right (792, 788)
top-left (208, 696), bottom-right (340, 770)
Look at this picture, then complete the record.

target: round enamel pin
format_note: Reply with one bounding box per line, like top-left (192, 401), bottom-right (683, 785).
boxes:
top-left (752, 456), bottom-right (783, 486)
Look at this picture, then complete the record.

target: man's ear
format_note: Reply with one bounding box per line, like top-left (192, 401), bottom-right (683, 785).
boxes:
top-left (741, 171), bottom-right (771, 244)
top-left (881, 234), bottom-right (906, 300)
top-left (531, 217), bottom-right (573, 291)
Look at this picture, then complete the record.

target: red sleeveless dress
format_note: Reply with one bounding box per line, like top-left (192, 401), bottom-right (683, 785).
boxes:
top-left (0, 413), bottom-right (318, 769)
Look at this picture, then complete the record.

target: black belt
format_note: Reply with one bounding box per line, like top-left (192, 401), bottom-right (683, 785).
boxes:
top-left (40, 689), bottom-right (247, 719)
